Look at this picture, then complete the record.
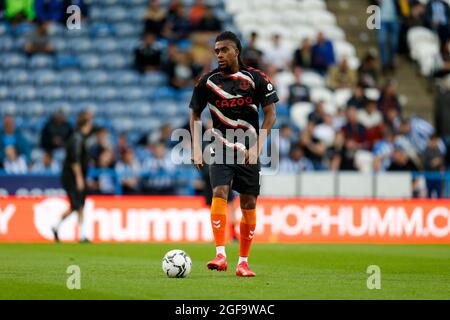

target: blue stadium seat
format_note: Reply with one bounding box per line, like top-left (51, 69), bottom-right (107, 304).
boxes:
top-left (39, 86), bottom-right (65, 101)
top-left (120, 86), bottom-right (147, 101)
top-left (92, 38), bottom-right (119, 53)
top-left (103, 6), bottom-right (128, 23)
top-left (12, 23), bottom-right (36, 36)
top-left (101, 53), bottom-right (129, 69)
top-left (12, 86), bottom-right (38, 101)
top-left (0, 85), bottom-right (8, 100)
top-left (95, 86), bottom-right (120, 101)
top-left (114, 23), bottom-right (141, 37)
top-left (0, 53), bottom-right (27, 68)
top-left (0, 101), bottom-right (17, 116)
top-left (33, 69), bottom-right (59, 85)
top-left (6, 69), bottom-right (31, 85)
top-left (127, 6), bottom-right (146, 21)
top-left (90, 23), bottom-right (114, 38)
top-left (79, 54), bottom-right (101, 69)
top-left (0, 36), bottom-right (14, 52)
top-left (111, 70), bottom-right (140, 86)
top-left (20, 101), bottom-right (46, 117)
top-left (128, 101), bottom-right (152, 117)
top-left (60, 70), bottom-right (83, 86)
top-left (65, 86), bottom-right (92, 100)
top-left (124, 0), bottom-right (147, 6)
top-left (85, 70), bottom-right (109, 85)
top-left (50, 37), bottom-right (68, 52)
top-left (141, 72), bottom-right (169, 86)
top-left (150, 86), bottom-right (177, 100)
top-left (47, 23), bottom-right (65, 37)
top-left (117, 38), bottom-right (140, 53)
top-left (0, 22), bottom-right (12, 36)
top-left (29, 54), bottom-right (55, 69)
top-left (66, 37), bottom-right (93, 53)
top-left (55, 54), bottom-right (80, 69)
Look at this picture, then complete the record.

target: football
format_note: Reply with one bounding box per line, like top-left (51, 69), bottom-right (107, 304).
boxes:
top-left (162, 249), bottom-right (192, 278)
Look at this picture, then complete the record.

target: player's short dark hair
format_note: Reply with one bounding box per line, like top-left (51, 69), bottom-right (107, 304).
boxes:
top-left (215, 31), bottom-right (246, 67)
top-left (76, 111), bottom-right (91, 129)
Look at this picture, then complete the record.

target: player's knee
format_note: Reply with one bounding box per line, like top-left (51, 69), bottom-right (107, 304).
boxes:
top-left (212, 186), bottom-right (229, 200)
top-left (240, 196), bottom-right (257, 210)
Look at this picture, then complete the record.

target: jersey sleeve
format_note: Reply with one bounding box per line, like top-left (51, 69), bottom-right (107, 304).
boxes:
top-left (189, 73), bottom-right (209, 114)
top-left (67, 134), bottom-right (82, 165)
top-left (255, 70), bottom-right (279, 108)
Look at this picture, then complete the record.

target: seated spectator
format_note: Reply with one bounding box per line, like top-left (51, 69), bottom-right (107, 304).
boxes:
top-left (166, 51), bottom-right (200, 89)
top-left (0, 115), bottom-right (30, 164)
top-left (163, 4), bottom-right (191, 40)
top-left (422, 134), bottom-right (446, 198)
top-left (5, 0), bottom-right (35, 23)
top-left (141, 142), bottom-right (177, 195)
top-left (388, 146), bottom-right (419, 171)
top-left (114, 133), bottom-right (129, 161)
top-left (312, 32), bottom-right (336, 75)
top-left (3, 146), bottom-right (28, 174)
top-left (329, 131), bottom-right (358, 171)
top-left (89, 127), bottom-right (112, 166)
top-left (88, 149), bottom-right (116, 195)
top-left (278, 124), bottom-right (294, 159)
top-left (342, 106), bottom-right (368, 149)
top-left (347, 84), bottom-right (366, 110)
top-left (293, 38), bottom-right (314, 70)
top-left (378, 79), bottom-right (402, 119)
top-left (425, 0), bottom-right (450, 45)
top-left (313, 114), bottom-right (336, 148)
top-left (195, 5), bottom-right (221, 33)
top-left (308, 100), bottom-right (327, 125)
top-left (279, 145), bottom-right (314, 173)
top-left (373, 129), bottom-right (396, 171)
top-left (395, 119), bottom-right (423, 168)
top-left (242, 32), bottom-right (264, 69)
top-left (358, 92), bottom-right (384, 148)
top-left (35, 0), bottom-right (63, 22)
top-left (263, 34), bottom-right (292, 72)
top-left (24, 20), bottom-right (54, 55)
top-left (31, 151), bottom-right (60, 174)
top-left (115, 148), bottom-right (141, 195)
top-left (190, 0), bottom-right (206, 27)
top-left (327, 57), bottom-right (358, 90)
top-left (144, 0), bottom-right (167, 37)
top-left (134, 32), bottom-right (162, 73)
top-left (61, 0), bottom-right (89, 24)
top-left (298, 122), bottom-right (327, 170)
top-left (288, 67), bottom-right (311, 106)
top-left (358, 51), bottom-right (379, 88)
top-left (40, 111), bottom-right (73, 153)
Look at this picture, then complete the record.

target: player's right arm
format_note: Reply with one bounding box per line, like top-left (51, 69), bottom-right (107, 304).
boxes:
top-left (70, 134), bottom-right (85, 192)
top-left (189, 73), bottom-right (209, 170)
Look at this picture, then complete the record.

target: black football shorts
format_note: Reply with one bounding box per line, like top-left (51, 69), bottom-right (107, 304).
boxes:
top-left (61, 175), bottom-right (86, 211)
top-left (209, 163), bottom-right (261, 196)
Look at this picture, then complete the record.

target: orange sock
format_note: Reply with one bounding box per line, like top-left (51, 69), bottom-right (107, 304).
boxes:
top-left (211, 197), bottom-right (228, 247)
top-left (240, 208), bottom-right (256, 258)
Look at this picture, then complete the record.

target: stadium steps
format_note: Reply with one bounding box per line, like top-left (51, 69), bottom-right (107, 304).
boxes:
top-left (326, 0), bottom-right (435, 123)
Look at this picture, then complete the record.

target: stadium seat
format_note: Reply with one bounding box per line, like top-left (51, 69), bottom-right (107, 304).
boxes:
top-left (79, 54), bottom-right (101, 69)
top-left (0, 36), bottom-right (14, 52)
top-left (6, 69), bottom-right (31, 85)
top-left (60, 70), bottom-right (83, 86)
top-left (290, 102), bottom-right (314, 129)
top-left (101, 53), bottom-right (130, 69)
top-left (301, 71), bottom-right (325, 88)
top-left (12, 86), bottom-right (38, 101)
top-left (29, 54), bottom-right (54, 69)
top-left (0, 53), bottom-right (27, 68)
top-left (85, 70), bottom-right (110, 85)
top-left (111, 70), bottom-right (140, 86)
top-left (65, 86), bottom-right (92, 101)
top-left (310, 87), bottom-right (334, 104)
top-left (39, 86), bottom-right (65, 101)
top-left (33, 69), bottom-right (59, 85)
top-left (55, 54), bottom-right (80, 69)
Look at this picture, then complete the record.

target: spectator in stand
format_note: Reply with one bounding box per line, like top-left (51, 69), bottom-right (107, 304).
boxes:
top-left (311, 32), bottom-right (336, 75)
top-left (422, 134), bottom-right (446, 198)
top-left (242, 32), bottom-right (264, 69)
top-left (358, 90), bottom-right (384, 149)
top-left (144, 0), bottom-right (167, 36)
top-left (298, 122), bottom-right (327, 170)
top-left (31, 151), bottom-right (60, 174)
top-left (388, 146), bottom-right (418, 171)
top-left (61, 0), bottom-right (89, 24)
top-left (190, 0), bottom-right (206, 28)
top-left (0, 115), bottom-right (30, 164)
top-left (288, 67), bottom-right (311, 106)
top-left (166, 51), bottom-right (200, 89)
top-left (330, 131), bottom-right (358, 171)
top-left (141, 141), bottom-right (177, 195)
top-left (3, 146), bottom-right (28, 174)
top-left (327, 57), bottom-right (358, 90)
top-left (5, 0), bottom-right (35, 22)
top-left (434, 39), bottom-right (450, 78)
top-left (313, 114), bottom-right (336, 148)
top-left (163, 4), bottom-right (191, 40)
top-left (378, 79), bottom-right (402, 119)
top-left (308, 100), bottom-right (327, 125)
top-left (278, 124), bottom-right (294, 159)
top-left (279, 145), bottom-right (314, 173)
top-left (35, 0), bottom-right (64, 22)
top-left (395, 119), bottom-right (423, 168)
top-left (114, 132), bottom-right (129, 161)
top-left (115, 148), bottom-right (141, 195)
top-left (89, 127), bottom-right (112, 167)
top-left (40, 110), bottom-right (73, 153)
top-left (134, 32), bottom-right (162, 73)
top-left (24, 20), bottom-right (54, 55)
top-left (373, 0), bottom-right (402, 73)
top-left (293, 38), bottom-right (314, 70)
top-left (88, 149), bottom-right (116, 195)
top-left (358, 51), bottom-right (379, 88)
top-left (347, 84), bottom-right (367, 110)
top-left (196, 5), bottom-right (222, 33)
top-left (342, 106), bottom-right (368, 149)
top-left (373, 129), bottom-right (396, 171)
top-left (263, 34), bottom-right (292, 72)
top-left (425, 0), bottom-right (450, 46)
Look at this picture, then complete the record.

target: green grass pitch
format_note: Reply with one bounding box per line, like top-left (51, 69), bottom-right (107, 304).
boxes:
top-left (0, 243), bottom-right (449, 299)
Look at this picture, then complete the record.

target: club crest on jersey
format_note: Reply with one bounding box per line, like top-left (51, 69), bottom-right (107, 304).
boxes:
top-left (239, 79), bottom-right (251, 91)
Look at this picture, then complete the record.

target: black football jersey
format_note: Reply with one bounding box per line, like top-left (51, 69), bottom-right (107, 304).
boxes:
top-left (189, 66), bottom-right (279, 153)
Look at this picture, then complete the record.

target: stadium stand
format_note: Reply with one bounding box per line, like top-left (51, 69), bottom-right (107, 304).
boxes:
top-left (0, 0), bottom-right (449, 198)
